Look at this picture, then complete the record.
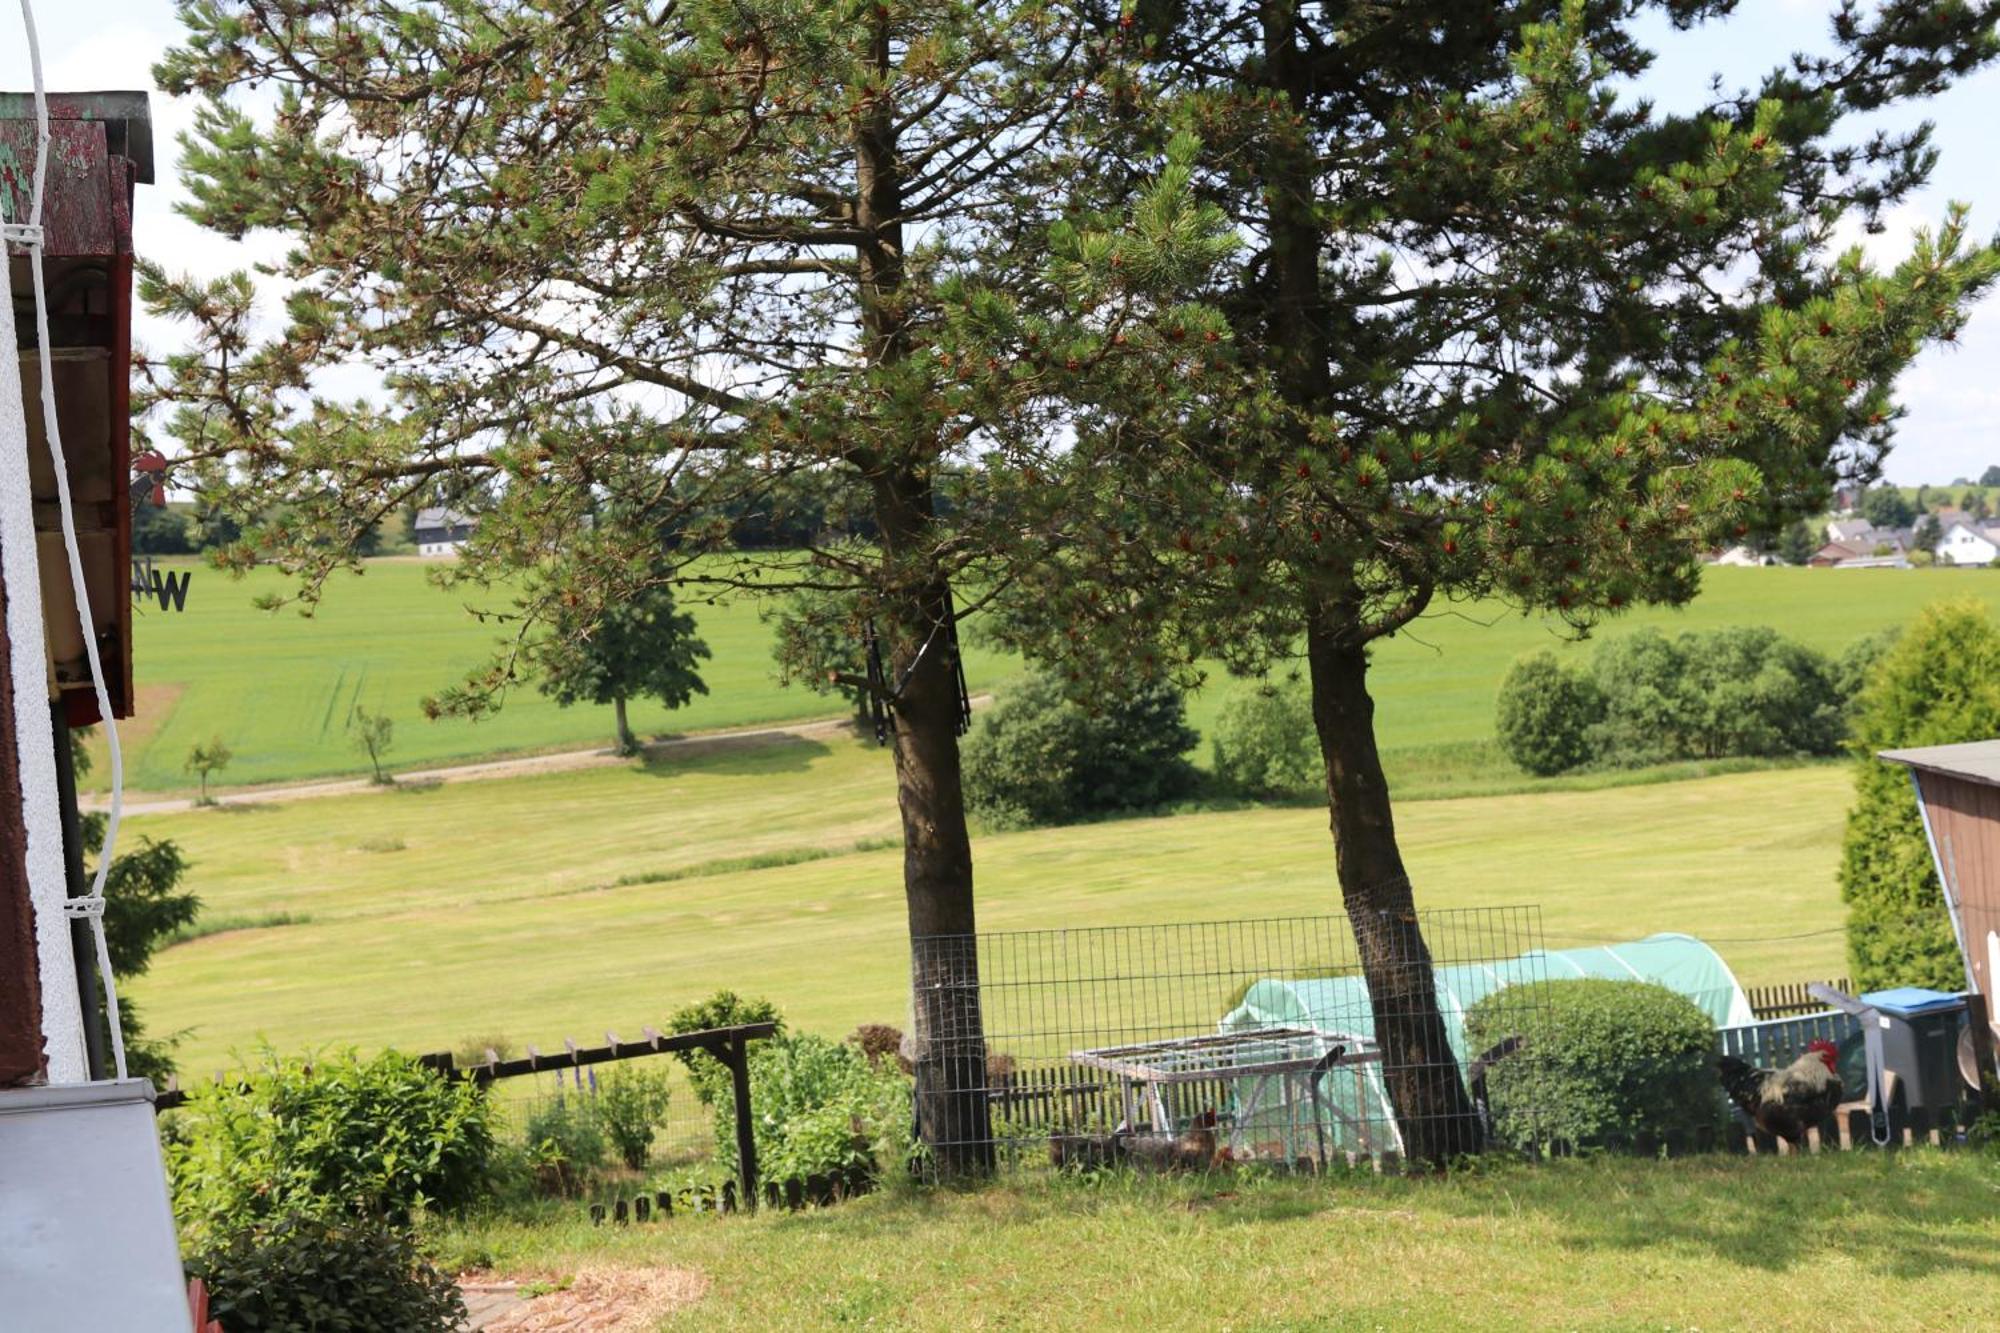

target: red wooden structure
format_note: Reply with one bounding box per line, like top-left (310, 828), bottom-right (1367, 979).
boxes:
top-left (2, 89), bottom-right (151, 726)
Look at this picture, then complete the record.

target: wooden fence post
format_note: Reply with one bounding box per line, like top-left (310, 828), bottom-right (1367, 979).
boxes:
top-left (722, 1034), bottom-right (759, 1213)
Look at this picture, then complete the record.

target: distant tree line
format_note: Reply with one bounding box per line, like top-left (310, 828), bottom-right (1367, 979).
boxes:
top-left (1496, 627), bottom-right (1895, 777)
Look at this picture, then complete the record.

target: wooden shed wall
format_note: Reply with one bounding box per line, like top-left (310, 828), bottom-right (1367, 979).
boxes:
top-left (1914, 771), bottom-right (2000, 1023)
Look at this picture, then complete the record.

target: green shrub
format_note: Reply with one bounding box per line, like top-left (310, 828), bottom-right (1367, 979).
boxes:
top-left (1831, 626), bottom-right (1901, 713)
top-left (1210, 681), bottom-right (1319, 797)
top-left (962, 672), bottom-right (1200, 828)
top-left (167, 1048), bottom-right (495, 1243)
top-left (716, 1034), bottom-right (913, 1186)
top-left (1841, 601), bottom-right (2000, 990)
top-left (666, 990), bottom-right (785, 1104)
top-left (598, 1065), bottom-right (674, 1170)
top-left (1581, 628), bottom-right (1842, 768)
top-left (1464, 979), bottom-right (1724, 1155)
top-left (522, 1092), bottom-right (609, 1195)
top-left (187, 1214), bottom-right (466, 1333)
top-left (1495, 651), bottom-right (1604, 776)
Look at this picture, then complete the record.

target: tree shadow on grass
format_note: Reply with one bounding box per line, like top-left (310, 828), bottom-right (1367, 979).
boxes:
top-left (1420, 1152), bottom-right (2000, 1282)
top-left (636, 734), bottom-right (833, 779)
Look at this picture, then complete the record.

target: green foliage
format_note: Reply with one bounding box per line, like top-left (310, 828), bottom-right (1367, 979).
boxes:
top-left (167, 1048), bottom-right (495, 1243)
top-left (184, 736), bottom-right (233, 803)
top-left (769, 586), bottom-right (872, 722)
top-left (665, 990), bottom-right (785, 1105)
top-left (1210, 679), bottom-right (1319, 798)
top-left (1914, 514), bottom-right (1942, 553)
top-left (521, 1093), bottom-right (609, 1197)
top-left (1777, 520), bottom-right (1818, 566)
top-left (1980, 466), bottom-right (2000, 489)
top-left (132, 503), bottom-right (195, 555)
top-left (350, 707), bottom-right (394, 784)
top-left (532, 572), bottom-right (710, 755)
top-left (186, 1213), bottom-right (466, 1333)
top-left (597, 1065), bottom-right (674, 1170)
top-left (1499, 629), bottom-right (1843, 776)
top-left (69, 729), bottom-right (198, 1081)
top-left (962, 672), bottom-right (1201, 828)
top-left (1860, 485), bottom-right (1916, 531)
top-left (1465, 979), bottom-right (1724, 1155)
top-left (1495, 652), bottom-right (1605, 777)
top-left (1841, 601), bottom-right (2000, 990)
top-left (714, 1034), bottom-right (912, 1187)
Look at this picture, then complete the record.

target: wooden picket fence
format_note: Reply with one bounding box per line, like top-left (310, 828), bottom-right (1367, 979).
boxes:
top-left (1744, 978), bottom-right (1854, 1019)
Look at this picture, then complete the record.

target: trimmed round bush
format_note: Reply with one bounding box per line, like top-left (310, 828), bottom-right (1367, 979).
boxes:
top-left (1464, 979), bottom-right (1724, 1154)
top-left (1210, 681), bottom-right (1319, 798)
top-left (962, 672), bottom-right (1200, 827)
top-left (1495, 650), bottom-right (1603, 776)
top-left (188, 1214), bottom-right (466, 1333)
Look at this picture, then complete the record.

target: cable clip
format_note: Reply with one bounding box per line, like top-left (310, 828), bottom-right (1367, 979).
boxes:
top-left (61, 896), bottom-right (106, 920)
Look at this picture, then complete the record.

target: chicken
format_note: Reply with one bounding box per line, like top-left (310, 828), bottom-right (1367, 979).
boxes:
top-left (1049, 1109), bottom-right (1223, 1172)
top-left (1717, 1038), bottom-right (1843, 1145)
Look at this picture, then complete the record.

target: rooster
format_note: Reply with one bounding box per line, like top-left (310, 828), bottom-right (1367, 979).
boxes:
top-left (1717, 1039), bottom-right (1843, 1145)
top-left (1050, 1109), bottom-right (1223, 1172)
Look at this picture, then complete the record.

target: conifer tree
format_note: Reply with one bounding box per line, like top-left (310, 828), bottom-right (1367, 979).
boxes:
top-left (144, 0), bottom-right (1117, 1172)
top-left (981, 0), bottom-right (2000, 1162)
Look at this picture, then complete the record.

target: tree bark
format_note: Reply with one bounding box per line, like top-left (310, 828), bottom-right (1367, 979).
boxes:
top-left (1305, 602), bottom-right (1483, 1167)
top-left (853, 11), bottom-right (991, 1175)
top-left (613, 693), bottom-right (635, 755)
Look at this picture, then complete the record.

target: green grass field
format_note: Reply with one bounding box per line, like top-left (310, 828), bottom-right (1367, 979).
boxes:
top-left (434, 1154), bottom-right (2000, 1331)
top-left (132, 737), bottom-right (1858, 1074)
top-left (109, 559), bottom-right (2000, 794)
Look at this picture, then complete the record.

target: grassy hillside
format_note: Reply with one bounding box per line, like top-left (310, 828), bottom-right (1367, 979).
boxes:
top-left (132, 741), bottom-right (1856, 1074)
top-left (109, 559), bottom-right (2000, 792)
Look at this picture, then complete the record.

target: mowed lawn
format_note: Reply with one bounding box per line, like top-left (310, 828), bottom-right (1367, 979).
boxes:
top-left (436, 1154), bottom-right (2000, 1332)
top-left (109, 558), bottom-right (2000, 792)
top-left (133, 739), bottom-right (1859, 1074)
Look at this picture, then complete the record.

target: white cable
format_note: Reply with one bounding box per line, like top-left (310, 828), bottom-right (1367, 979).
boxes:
top-left (15, 0), bottom-right (129, 1081)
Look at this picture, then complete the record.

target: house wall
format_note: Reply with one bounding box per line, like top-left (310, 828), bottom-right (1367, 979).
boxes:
top-left (1912, 771), bottom-right (2000, 1026)
top-left (1940, 527), bottom-right (1998, 566)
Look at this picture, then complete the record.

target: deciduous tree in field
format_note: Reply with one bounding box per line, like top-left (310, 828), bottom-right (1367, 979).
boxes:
top-left (144, 0), bottom-right (1119, 1173)
top-left (982, 1), bottom-right (1999, 1163)
top-left (532, 560), bottom-right (710, 756)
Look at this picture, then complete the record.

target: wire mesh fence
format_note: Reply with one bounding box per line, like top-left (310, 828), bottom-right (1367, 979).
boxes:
top-left (905, 904), bottom-right (1552, 1173)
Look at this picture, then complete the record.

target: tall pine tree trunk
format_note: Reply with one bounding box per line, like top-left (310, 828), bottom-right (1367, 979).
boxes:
top-left (854, 11), bottom-right (991, 1175)
top-left (1305, 604), bottom-right (1482, 1166)
top-left (1260, 0), bottom-right (1478, 1167)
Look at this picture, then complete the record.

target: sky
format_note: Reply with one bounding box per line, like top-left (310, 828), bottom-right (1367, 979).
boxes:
top-left (3, 0), bottom-right (1995, 483)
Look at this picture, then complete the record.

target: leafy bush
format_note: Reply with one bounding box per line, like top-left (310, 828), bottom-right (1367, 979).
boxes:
top-left (1210, 681), bottom-right (1319, 797)
top-left (1832, 626), bottom-right (1902, 711)
top-left (715, 1034), bottom-right (913, 1186)
top-left (962, 672), bottom-right (1201, 827)
top-left (187, 1214), bottom-right (466, 1333)
top-left (1498, 629), bottom-right (1846, 776)
top-left (598, 1065), bottom-right (674, 1170)
top-left (167, 1048), bottom-right (495, 1242)
top-left (1464, 979), bottom-right (1724, 1155)
top-left (1842, 602), bottom-right (2000, 990)
top-left (666, 990), bottom-right (785, 1104)
top-left (522, 1092), bottom-right (609, 1195)
top-left (1495, 651), bottom-right (1604, 776)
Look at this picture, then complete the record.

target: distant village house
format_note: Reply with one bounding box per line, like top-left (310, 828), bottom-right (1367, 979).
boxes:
top-left (414, 506), bottom-right (478, 556)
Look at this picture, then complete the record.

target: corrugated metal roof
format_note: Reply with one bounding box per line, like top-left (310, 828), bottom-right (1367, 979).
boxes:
top-left (1879, 739), bottom-right (2000, 788)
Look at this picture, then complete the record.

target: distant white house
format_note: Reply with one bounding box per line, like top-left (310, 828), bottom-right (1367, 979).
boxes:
top-left (1939, 520), bottom-right (2000, 567)
top-left (413, 506), bottom-right (478, 556)
top-left (1709, 544), bottom-right (1777, 567)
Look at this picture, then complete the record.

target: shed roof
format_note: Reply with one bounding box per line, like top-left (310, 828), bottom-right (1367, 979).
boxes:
top-left (1879, 739), bottom-right (2000, 789)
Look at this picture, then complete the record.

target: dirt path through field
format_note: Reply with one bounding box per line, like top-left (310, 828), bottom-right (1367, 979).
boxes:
top-left (89, 713), bottom-right (867, 816)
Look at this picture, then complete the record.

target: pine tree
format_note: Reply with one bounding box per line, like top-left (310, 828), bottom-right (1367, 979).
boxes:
top-left (145, 0), bottom-right (1107, 1172)
top-left (1778, 519), bottom-right (1819, 566)
top-left (1841, 602), bottom-right (2000, 990)
top-left (982, 1), bottom-right (2000, 1163)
